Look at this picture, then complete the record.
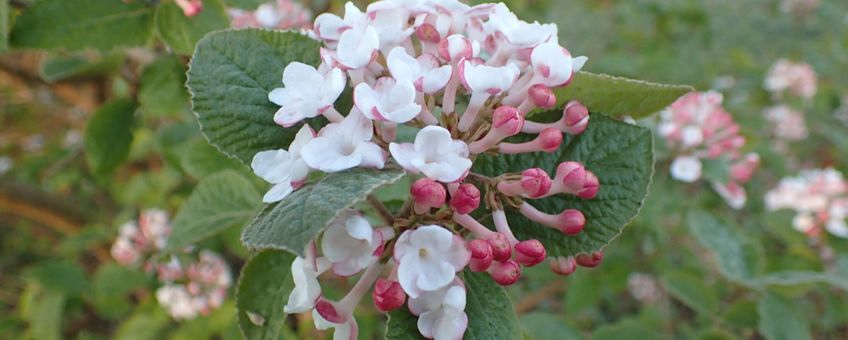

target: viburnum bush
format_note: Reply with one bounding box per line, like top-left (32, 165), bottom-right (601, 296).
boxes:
top-left (185, 0), bottom-right (689, 339)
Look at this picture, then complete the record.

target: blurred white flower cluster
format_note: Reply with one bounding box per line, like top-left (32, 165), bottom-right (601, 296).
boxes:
top-left (764, 59), bottom-right (817, 99)
top-left (229, 0), bottom-right (312, 30)
top-left (766, 168), bottom-right (848, 238)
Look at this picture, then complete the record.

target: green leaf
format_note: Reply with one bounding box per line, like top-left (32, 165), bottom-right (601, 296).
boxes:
top-left (236, 250), bottom-right (295, 340)
top-left (138, 55), bottom-right (189, 117)
top-left (169, 170), bottom-right (262, 251)
top-left (520, 313), bottom-right (581, 340)
top-left (223, 0), bottom-right (266, 9)
top-left (114, 304), bottom-right (170, 340)
top-left (1, 0), bottom-right (11, 52)
top-left (722, 300), bottom-right (759, 328)
top-left (91, 264), bottom-right (149, 319)
top-left (552, 72), bottom-right (692, 119)
top-left (155, 0), bottom-right (229, 55)
top-left (25, 290), bottom-right (65, 340)
top-left (747, 271), bottom-right (848, 292)
top-left (686, 210), bottom-right (763, 281)
top-left (757, 292), bottom-right (811, 340)
top-left (25, 261), bottom-right (89, 296)
top-left (386, 271), bottom-right (522, 340)
top-left (187, 29), bottom-right (322, 164)
top-left (242, 167), bottom-right (405, 255)
top-left (661, 271), bottom-right (718, 315)
top-left (473, 114), bottom-right (654, 257)
top-left (9, 0), bottom-right (154, 51)
top-left (590, 319), bottom-right (659, 340)
top-left (85, 98), bottom-right (137, 175)
top-left (179, 139), bottom-right (245, 179)
top-left (38, 53), bottom-right (124, 83)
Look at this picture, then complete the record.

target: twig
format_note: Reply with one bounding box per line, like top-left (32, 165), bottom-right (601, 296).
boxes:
top-left (367, 194), bottom-right (395, 226)
top-left (514, 280), bottom-right (566, 315)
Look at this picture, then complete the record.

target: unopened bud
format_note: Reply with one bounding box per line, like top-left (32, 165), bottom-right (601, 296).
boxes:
top-left (498, 128), bottom-right (562, 154)
top-left (549, 256), bottom-right (577, 276)
top-left (559, 209), bottom-right (586, 235)
top-left (563, 101), bottom-right (589, 135)
top-left (411, 178), bottom-right (447, 214)
top-left (488, 259), bottom-right (522, 286)
top-left (468, 239), bottom-right (494, 272)
top-left (492, 106), bottom-right (524, 136)
top-left (575, 251), bottom-right (604, 268)
top-left (175, 0), bottom-right (203, 17)
top-left (315, 299), bottom-right (346, 323)
top-left (576, 171), bottom-right (599, 199)
top-left (372, 278), bottom-right (406, 313)
top-left (497, 168), bottom-right (552, 198)
top-left (529, 84), bottom-right (557, 109)
top-left (450, 183), bottom-right (480, 215)
top-left (439, 34), bottom-right (473, 62)
top-left (487, 232), bottom-right (513, 262)
top-left (415, 23), bottom-right (441, 44)
top-left (514, 239), bottom-right (546, 267)
top-left (553, 161), bottom-right (587, 194)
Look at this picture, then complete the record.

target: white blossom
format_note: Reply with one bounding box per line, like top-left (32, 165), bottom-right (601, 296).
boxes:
top-left (301, 110), bottom-right (386, 172)
top-left (251, 125), bottom-right (315, 202)
top-left (321, 211), bottom-right (394, 276)
top-left (389, 126), bottom-right (472, 183)
top-left (393, 225), bottom-right (469, 298)
top-left (354, 77), bottom-right (421, 123)
top-left (269, 62), bottom-right (345, 127)
top-left (285, 256), bottom-right (331, 313)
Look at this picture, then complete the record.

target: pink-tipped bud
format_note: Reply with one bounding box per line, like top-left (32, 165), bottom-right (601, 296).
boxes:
top-left (468, 239), bottom-right (494, 272)
top-left (514, 239), bottom-right (546, 267)
top-left (492, 106), bottom-right (524, 136)
top-left (562, 101), bottom-right (589, 135)
top-left (487, 232), bottom-right (513, 262)
top-left (730, 153), bottom-right (760, 183)
top-left (415, 23), bottom-right (441, 44)
top-left (315, 299), bottom-right (346, 323)
top-left (411, 178), bottom-right (447, 214)
top-left (450, 183), bottom-right (480, 215)
top-left (488, 260), bottom-right (522, 286)
top-left (549, 256), bottom-right (578, 276)
top-left (372, 279), bottom-right (406, 313)
top-left (439, 35), bottom-right (473, 62)
top-left (559, 209), bottom-right (586, 235)
top-left (576, 171), bottom-right (599, 199)
top-left (555, 161), bottom-right (587, 194)
top-left (537, 128), bottom-right (563, 152)
top-left (529, 84), bottom-right (557, 109)
top-left (175, 0), bottom-right (203, 17)
top-left (520, 168), bottom-right (552, 198)
top-left (575, 251), bottom-right (604, 268)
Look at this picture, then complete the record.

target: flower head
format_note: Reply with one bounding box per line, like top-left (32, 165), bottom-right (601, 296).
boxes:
top-left (269, 62), bottom-right (346, 127)
top-left (393, 225), bottom-right (470, 298)
top-left (302, 110), bottom-right (386, 172)
top-left (390, 126), bottom-right (472, 183)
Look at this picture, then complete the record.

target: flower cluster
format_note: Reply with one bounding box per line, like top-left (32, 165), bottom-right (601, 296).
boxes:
top-left (765, 168), bottom-right (848, 238)
top-left (658, 91), bottom-right (759, 209)
top-left (110, 210), bottom-right (232, 320)
top-left (780, 0), bottom-right (820, 16)
top-left (764, 104), bottom-right (808, 142)
top-left (764, 59), bottom-right (817, 99)
top-left (229, 0), bottom-right (313, 30)
top-left (251, 1), bottom-right (604, 338)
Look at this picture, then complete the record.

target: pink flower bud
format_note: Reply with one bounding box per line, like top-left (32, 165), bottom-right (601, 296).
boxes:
top-left (488, 232), bottom-right (513, 262)
top-left (411, 178), bottom-right (447, 214)
top-left (415, 23), bottom-right (441, 44)
top-left (468, 239), bottom-right (494, 272)
top-left (488, 260), bottom-right (522, 286)
top-left (514, 239), bottom-right (546, 267)
top-left (497, 128), bottom-right (562, 154)
top-left (175, 0), bottom-right (203, 17)
top-left (497, 168), bottom-right (552, 198)
top-left (439, 35), bottom-right (473, 62)
top-left (315, 299), bottom-right (346, 323)
top-left (529, 84), bottom-right (557, 109)
top-left (492, 106), bottom-right (524, 136)
top-left (372, 278), bottom-right (406, 313)
top-left (576, 171), bottom-right (599, 199)
top-left (575, 251), bottom-right (604, 268)
top-left (450, 183), bottom-right (480, 215)
top-left (549, 256), bottom-right (578, 276)
top-left (553, 161), bottom-right (587, 194)
top-left (730, 153), bottom-right (760, 183)
top-left (563, 101), bottom-right (589, 135)
top-left (559, 209), bottom-right (586, 235)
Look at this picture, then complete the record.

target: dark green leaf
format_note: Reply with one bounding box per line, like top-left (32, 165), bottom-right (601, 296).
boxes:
top-left (187, 29), bottom-right (323, 164)
top-left (138, 55), bottom-right (189, 117)
top-left (236, 250), bottom-right (295, 340)
top-left (85, 98), bottom-right (137, 175)
top-left (552, 71), bottom-right (692, 119)
top-left (38, 53), bottom-right (124, 83)
top-left (590, 319), bottom-right (659, 340)
top-left (91, 264), bottom-right (149, 319)
top-left (155, 0), bottom-right (229, 55)
top-left (222, 0), bottom-right (266, 9)
top-left (520, 313), bottom-right (581, 340)
top-left (10, 0), bottom-right (154, 51)
top-left (25, 261), bottom-right (89, 296)
top-left (169, 170), bottom-right (262, 251)
top-left (661, 271), bottom-right (718, 315)
top-left (747, 271), bottom-right (848, 292)
top-left (474, 114), bottom-right (654, 257)
top-left (686, 210), bottom-right (763, 281)
top-left (242, 168), bottom-right (405, 255)
top-left (757, 292), bottom-right (811, 340)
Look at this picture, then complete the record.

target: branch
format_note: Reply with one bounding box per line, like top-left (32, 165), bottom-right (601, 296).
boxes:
top-left (366, 194), bottom-right (395, 226)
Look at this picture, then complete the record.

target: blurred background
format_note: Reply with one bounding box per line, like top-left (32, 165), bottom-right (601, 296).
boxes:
top-left (1, 0), bottom-right (847, 339)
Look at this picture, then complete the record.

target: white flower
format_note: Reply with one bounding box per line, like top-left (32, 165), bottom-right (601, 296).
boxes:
top-left (322, 211), bottom-right (394, 276)
top-left (393, 225), bottom-right (469, 298)
top-left (712, 181), bottom-right (747, 210)
top-left (156, 285), bottom-right (200, 320)
top-left (486, 3), bottom-right (556, 48)
top-left (335, 23), bottom-right (380, 69)
top-left (313, 309), bottom-right (358, 340)
top-left (530, 39), bottom-right (574, 87)
top-left (460, 60), bottom-right (520, 95)
top-left (301, 110), bottom-right (386, 172)
top-left (365, 2), bottom-right (414, 52)
top-left (354, 77), bottom-right (421, 123)
top-left (269, 62), bottom-right (346, 127)
top-left (313, 2), bottom-right (366, 43)
top-left (827, 201), bottom-right (848, 238)
top-left (408, 280), bottom-right (468, 340)
top-left (284, 256), bottom-right (331, 313)
top-left (670, 155), bottom-right (702, 183)
top-left (252, 125), bottom-right (315, 203)
top-left (389, 126), bottom-right (472, 183)
top-left (387, 47), bottom-right (453, 93)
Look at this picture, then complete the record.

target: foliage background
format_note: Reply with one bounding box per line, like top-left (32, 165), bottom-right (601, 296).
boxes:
top-left (1, 0), bottom-right (847, 339)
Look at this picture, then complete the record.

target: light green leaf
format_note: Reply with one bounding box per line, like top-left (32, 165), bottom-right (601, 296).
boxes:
top-left (114, 305), bottom-right (170, 340)
top-left (169, 170), bottom-right (262, 251)
top-left (187, 29), bottom-right (323, 164)
top-left (686, 210), bottom-right (763, 281)
top-left (757, 292), bottom-right (812, 340)
top-left (38, 53), bottom-right (124, 83)
top-left (91, 264), bottom-right (149, 319)
top-left (386, 271), bottom-right (523, 340)
top-left (552, 71), bottom-right (692, 119)
top-left (590, 319), bottom-right (659, 340)
top-left (236, 250), bottom-right (295, 340)
top-left (223, 0), bottom-right (266, 9)
top-left (473, 114), bottom-right (654, 257)
top-left (138, 55), bottom-right (189, 117)
top-left (722, 300), bottom-right (759, 328)
top-left (242, 167), bottom-right (405, 255)
top-left (0, 0), bottom-right (8, 51)
top-left (179, 139), bottom-right (245, 179)
top-left (85, 98), bottom-right (137, 175)
top-left (747, 271), bottom-right (848, 291)
top-left (155, 0), bottom-right (229, 55)
top-left (9, 0), bottom-right (154, 51)
top-left (520, 313), bottom-right (582, 340)
top-left (661, 271), bottom-right (718, 315)
top-left (25, 290), bottom-right (65, 340)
